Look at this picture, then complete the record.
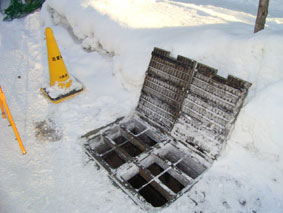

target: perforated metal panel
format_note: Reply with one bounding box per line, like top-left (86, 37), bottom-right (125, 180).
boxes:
top-left (172, 63), bottom-right (252, 159)
top-left (136, 47), bottom-right (196, 131)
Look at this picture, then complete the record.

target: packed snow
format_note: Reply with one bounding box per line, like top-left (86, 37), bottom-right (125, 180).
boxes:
top-left (0, 0), bottom-right (283, 212)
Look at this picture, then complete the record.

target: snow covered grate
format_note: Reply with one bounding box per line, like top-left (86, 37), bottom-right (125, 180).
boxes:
top-left (136, 48), bottom-right (196, 131)
top-left (82, 48), bottom-right (251, 209)
top-left (172, 63), bottom-right (252, 159)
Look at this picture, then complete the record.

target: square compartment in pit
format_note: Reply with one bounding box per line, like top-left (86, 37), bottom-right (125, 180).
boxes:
top-left (159, 143), bottom-right (209, 179)
top-left (128, 173), bottom-right (148, 190)
top-left (85, 135), bottom-right (112, 156)
top-left (139, 182), bottom-right (168, 207)
top-left (102, 150), bottom-right (126, 169)
top-left (125, 169), bottom-right (169, 208)
top-left (121, 119), bottom-right (148, 136)
top-left (120, 142), bottom-right (143, 157)
top-left (159, 170), bottom-right (185, 194)
top-left (103, 126), bottom-right (131, 145)
top-left (147, 163), bottom-right (164, 176)
top-left (136, 132), bottom-right (157, 147)
top-left (113, 135), bottom-right (128, 145)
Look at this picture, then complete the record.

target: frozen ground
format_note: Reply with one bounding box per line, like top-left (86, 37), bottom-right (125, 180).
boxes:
top-left (0, 0), bottom-right (283, 212)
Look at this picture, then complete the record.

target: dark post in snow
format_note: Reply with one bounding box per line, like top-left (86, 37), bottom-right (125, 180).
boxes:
top-left (254, 0), bottom-right (269, 33)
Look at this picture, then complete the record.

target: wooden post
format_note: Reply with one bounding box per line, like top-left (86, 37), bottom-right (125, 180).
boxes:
top-left (254, 0), bottom-right (269, 33)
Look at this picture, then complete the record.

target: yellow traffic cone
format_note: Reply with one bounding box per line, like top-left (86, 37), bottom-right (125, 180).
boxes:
top-left (40, 27), bottom-right (84, 103)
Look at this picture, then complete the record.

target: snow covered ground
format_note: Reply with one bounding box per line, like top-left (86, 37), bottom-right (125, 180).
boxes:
top-left (0, 0), bottom-right (283, 212)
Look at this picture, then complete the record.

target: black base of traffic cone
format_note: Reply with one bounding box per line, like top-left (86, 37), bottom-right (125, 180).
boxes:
top-left (40, 78), bottom-right (84, 104)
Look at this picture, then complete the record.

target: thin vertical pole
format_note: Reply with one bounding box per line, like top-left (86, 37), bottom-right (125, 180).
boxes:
top-left (0, 86), bottom-right (26, 154)
top-left (0, 98), bottom-right (5, 118)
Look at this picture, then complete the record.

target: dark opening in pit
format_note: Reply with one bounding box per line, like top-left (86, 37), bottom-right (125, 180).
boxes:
top-left (121, 142), bottom-right (142, 157)
top-left (128, 173), bottom-right (147, 189)
top-left (102, 151), bottom-right (125, 169)
top-left (130, 127), bottom-right (142, 135)
top-left (139, 182), bottom-right (168, 207)
top-left (137, 134), bottom-right (157, 147)
top-left (164, 152), bottom-right (180, 164)
top-left (176, 162), bottom-right (199, 179)
top-left (113, 135), bottom-right (127, 145)
top-left (147, 163), bottom-right (164, 176)
top-left (159, 171), bottom-right (184, 194)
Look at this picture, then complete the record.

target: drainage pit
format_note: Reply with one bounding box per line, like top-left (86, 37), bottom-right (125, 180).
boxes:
top-left (86, 135), bottom-right (112, 155)
top-left (147, 163), bottom-right (184, 194)
top-left (161, 146), bottom-right (207, 179)
top-left (120, 142), bottom-right (143, 157)
top-left (137, 133), bottom-right (157, 147)
top-left (147, 163), bottom-right (164, 176)
top-left (139, 182), bottom-right (168, 207)
top-left (113, 135), bottom-right (127, 145)
top-left (95, 143), bottom-right (112, 155)
top-left (83, 48), bottom-right (251, 210)
top-left (176, 161), bottom-right (200, 179)
top-left (122, 119), bottom-right (147, 136)
top-left (159, 170), bottom-right (185, 194)
top-left (102, 150), bottom-right (125, 169)
top-left (128, 173), bottom-right (147, 189)
top-left (163, 151), bottom-right (180, 164)
top-left (130, 127), bottom-right (145, 136)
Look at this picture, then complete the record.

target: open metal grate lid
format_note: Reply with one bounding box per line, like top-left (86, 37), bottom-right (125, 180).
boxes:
top-left (136, 48), bottom-right (196, 131)
top-left (137, 47), bottom-right (251, 160)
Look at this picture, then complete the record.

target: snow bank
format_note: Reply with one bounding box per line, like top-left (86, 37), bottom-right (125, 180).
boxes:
top-left (0, 0), bottom-right (11, 11)
top-left (232, 80), bottom-right (283, 164)
top-left (41, 0), bottom-right (283, 94)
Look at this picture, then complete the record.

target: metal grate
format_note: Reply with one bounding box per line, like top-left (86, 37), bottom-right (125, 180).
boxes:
top-left (84, 117), bottom-right (209, 209)
top-left (136, 47), bottom-right (196, 131)
top-left (172, 63), bottom-right (252, 159)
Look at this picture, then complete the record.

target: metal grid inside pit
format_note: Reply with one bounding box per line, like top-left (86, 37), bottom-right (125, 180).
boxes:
top-left (84, 117), bottom-right (210, 209)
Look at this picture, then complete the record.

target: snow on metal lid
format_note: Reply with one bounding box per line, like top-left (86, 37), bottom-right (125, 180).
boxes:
top-left (172, 62), bottom-right (252, 160)
top-left (137, 48), bottom-right (252, 160)
top-left (136, 47), bottom-right (196, 131)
